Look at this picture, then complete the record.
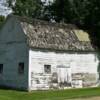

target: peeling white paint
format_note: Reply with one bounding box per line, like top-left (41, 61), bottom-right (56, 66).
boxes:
top-left (29, 50), bottom-right (99, 90)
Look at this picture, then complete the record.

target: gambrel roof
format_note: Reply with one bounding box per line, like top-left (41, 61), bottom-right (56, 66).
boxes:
top-left (7, 15), bottom-right (95, 52)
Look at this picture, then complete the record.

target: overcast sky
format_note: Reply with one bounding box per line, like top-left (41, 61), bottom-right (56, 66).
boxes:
top-left (0, 0), bottom-right (12, 16)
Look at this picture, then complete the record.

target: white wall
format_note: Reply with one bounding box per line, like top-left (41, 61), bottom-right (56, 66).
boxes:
top-left (29, 50), bottom-right (99, 90)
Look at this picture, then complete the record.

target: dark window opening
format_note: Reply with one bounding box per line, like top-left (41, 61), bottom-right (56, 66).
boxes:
top-left (44, 65), bottom-right (51, 74)
top-left (18, 63), bottom-right (24, 74)
top-left (0, 64), bottom-right (3, 74)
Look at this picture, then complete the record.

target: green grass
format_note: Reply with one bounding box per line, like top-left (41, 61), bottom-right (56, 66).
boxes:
top-left (0, 88), bottom-right (100, 100)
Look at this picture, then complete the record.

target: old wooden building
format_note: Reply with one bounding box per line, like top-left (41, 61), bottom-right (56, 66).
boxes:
top-left (0, 15), bottom-right (99, 91)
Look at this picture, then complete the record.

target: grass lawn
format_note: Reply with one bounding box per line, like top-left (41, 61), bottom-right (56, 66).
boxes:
top-left (0, 88), bottom-right (100, 100)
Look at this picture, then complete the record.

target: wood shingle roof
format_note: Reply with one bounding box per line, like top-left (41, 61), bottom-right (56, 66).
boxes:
top-left (12, 15), bottom-right (95, 52)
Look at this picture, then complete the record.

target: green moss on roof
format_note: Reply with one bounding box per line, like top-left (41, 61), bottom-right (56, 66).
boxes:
top-left (74, 30), bottom-right (90, 42)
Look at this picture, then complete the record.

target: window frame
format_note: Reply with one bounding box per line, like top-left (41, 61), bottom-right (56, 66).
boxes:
top-left (0, 64), bottom-right (3, 75)
top-left (18, 62), bottom-right (24, 75)
top-left (44, 65), bottom-right (51, 74)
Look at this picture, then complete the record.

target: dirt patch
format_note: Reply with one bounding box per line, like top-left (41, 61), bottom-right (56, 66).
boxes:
top-left (69, 96), bottom-right (100, 100)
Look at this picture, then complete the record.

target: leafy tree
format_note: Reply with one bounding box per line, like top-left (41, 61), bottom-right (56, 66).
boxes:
top-left (7, 0), bottom-right (43, 18)
top-left (43, 0), bottom-right (72, 22)
top-left (0, 15), bottom-right (5, 27)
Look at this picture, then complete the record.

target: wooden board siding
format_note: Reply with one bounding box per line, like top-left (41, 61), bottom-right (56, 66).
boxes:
top-left (28, 50), bottom-right (99, 90)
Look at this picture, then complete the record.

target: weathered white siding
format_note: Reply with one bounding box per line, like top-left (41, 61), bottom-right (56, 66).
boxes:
top-left (0, 16), bottom-right (29, 90)
top-left (29, 50), bottom-right (99, 90)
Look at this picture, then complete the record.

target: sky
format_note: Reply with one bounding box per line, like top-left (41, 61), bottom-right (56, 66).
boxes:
top-left (0, 0), bottom-right (12, 16)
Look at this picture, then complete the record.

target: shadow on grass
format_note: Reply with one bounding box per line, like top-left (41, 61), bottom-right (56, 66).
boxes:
top-left (0, 85), bottom-right (27, 92)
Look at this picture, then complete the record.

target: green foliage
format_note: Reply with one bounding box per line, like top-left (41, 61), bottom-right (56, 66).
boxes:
top-left (41, 0), bottom-right (70, 21)
top-left (7, 0), bottom-right (43, 18)
top-left (50, 0), bottom-right (72, 22)
top-left (0, 16), bottom-right (5, 27)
